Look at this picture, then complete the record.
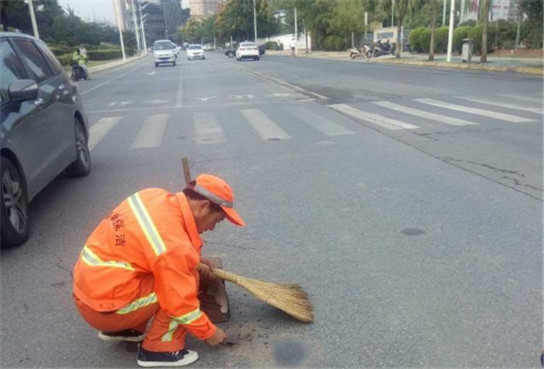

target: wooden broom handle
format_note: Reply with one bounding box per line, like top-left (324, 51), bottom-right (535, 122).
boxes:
top-left (197, 263), bottom-right (241, 284)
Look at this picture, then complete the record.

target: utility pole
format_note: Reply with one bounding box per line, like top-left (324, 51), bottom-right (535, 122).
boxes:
top-left (391, 0), bottom-right (395, 27)
top-left (28, 0), bottom-right (39, 38)
top-left (114, 0), bottom-right (126, 61)
top-left (253, 0), bottom-right (257, 42)
top-left (459, 0), bottom-right (466, 25)
top-left (139, 2), bottom-right (150, 54)
top-left (130, 0), bottom-right (141, 54)
top-left (294, 6), bottom-right (298, 56)
top-left (446, 0), bottom-right (455, 61)
top-left (515, 0), bottom-right (521, 49)
top-left (442, 0), bottom-right (447, 25)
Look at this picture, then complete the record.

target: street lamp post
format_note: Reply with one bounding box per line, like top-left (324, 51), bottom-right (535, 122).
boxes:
top-left (27, 0), bottom-right (39, 38)
top-left (141, 14), bottom-right (149, 54)
top-left (113, 0), bottom-right (126, 61)
top-left (253, 0), bottom-right (257, 42)
top-left (140, 2), bottom-right (152, 54)
top-left (129, 0), bottom-right (141, 54)
top-left (446, 0), bottom-right (455, 62)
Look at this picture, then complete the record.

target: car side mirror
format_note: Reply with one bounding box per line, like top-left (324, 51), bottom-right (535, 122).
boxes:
top-left (9, 80), bottom-right (39, 101)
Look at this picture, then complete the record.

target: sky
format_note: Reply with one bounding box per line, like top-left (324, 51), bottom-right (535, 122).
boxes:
top-left (57, 0), bottom-right (189, 26)
top-left (57, 0), bottom-right (116, 25)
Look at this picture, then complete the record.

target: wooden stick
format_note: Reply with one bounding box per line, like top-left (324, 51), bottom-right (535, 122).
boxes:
top-left (182, 157), bottom-right (191, 186)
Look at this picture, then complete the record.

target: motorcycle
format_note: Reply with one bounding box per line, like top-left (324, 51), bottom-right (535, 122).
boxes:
top-left (225, 49), bottom-right (236, 58)
top-left (370, 40), bottom-right (395, 57)
top-left (71, 64), bottom-right (88, 81)
top-left (349, 44), bottom-right (372, 59)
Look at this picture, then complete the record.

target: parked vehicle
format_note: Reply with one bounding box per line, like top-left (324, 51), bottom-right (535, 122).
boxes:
top-left (225, 49), bottom-right (236, 58)
top-left (153, 39), bottom-right (177, 66)
top-left (71, 64), bottom-right (88, 81)
top-left (370, 40), bottom-right (395, 57)
top-left (186, 44), bottom-right (205, 60)
top-left (0, 32), bottom-right (91, 248)
top-left (236, 42), bottom-right (260, 61)
top-left (349, 44), bottom-right (372, 59)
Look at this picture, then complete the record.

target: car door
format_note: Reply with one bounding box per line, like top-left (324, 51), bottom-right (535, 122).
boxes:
top-left (0, 38), bottom-right (46, 200)
top-left (34, 39), bottom-right (77, 166)
top-left (11, 37), bottom-right (69, 199)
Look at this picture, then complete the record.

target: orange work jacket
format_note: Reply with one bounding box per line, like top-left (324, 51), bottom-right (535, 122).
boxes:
top-left (73, 188), bottom-right (216, 340)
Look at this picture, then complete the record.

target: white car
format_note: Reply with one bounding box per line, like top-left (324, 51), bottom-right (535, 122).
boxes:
top-left (153, 39), bottom-right (177, 67)
top-left (236, 42), bottom-right (260, 61)
top-left (186, 44), bottom-right (205, 60)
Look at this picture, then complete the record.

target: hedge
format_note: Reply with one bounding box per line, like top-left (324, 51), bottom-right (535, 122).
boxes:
top-left (453, 26), bottom-right (472, 53)
top-left (323, 35), bottom-right (346, 51)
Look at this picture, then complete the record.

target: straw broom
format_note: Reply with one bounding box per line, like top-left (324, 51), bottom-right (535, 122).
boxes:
top-left (197, 263), bottom-right (314, 323)
top-left (182, 157), bottom-right (313, 323)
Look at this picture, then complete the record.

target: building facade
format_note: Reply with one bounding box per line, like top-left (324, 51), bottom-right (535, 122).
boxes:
top-left (187, 0), bottom-right (224, 18)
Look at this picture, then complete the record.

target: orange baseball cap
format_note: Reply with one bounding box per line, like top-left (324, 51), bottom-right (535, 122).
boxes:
top-left (189, 174), bottom-right (246, 227)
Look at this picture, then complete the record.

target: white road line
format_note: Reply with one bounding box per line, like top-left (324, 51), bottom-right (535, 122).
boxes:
top-left (193, 112), bottom-right (225, 144)
top-left (81, 60), bottom-right (149, 96)
top-left (288, 107), bottom-right (354, 136)
top-left (241, 109), bottom-right (291, 141)
top-left (462, 97), bottom-right (543, 115)
top-left (415, 98), bottom-right (534, 123)
top-left (88, 117), bottom-right (121, 151)
top-left (329, 104), bottom-right (419, 130)
top-left (373, 101), bottom-right (477, 126)
top-left (131, 114), bottom-right (168, 149)
top-left (496, 93), bottom-right (543, 104)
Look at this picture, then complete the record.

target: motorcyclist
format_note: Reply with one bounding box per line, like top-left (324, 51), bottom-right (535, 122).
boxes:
top-left (72, 48), bottom-right (89, 80)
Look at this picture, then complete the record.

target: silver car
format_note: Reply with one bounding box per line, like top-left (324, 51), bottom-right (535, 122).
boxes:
top-left (0, 32), bottom-right (91, 248)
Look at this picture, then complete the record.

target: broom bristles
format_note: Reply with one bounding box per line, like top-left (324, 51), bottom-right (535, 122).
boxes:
top-left (197, 263), bottom-right (314, 323)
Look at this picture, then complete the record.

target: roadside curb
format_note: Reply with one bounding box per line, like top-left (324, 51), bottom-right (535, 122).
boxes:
top-left (89, 53), bottom-right (149, 74)
top-left (366, 57), bottom-right (544, 76)
top-left (268, 50), bottom-right (543, 76)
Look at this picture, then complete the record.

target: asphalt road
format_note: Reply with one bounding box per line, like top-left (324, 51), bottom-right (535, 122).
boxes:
top-left (1, 51), bottom-right (543, 368)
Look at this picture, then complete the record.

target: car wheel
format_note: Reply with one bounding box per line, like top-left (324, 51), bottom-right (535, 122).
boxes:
top-left (173, 60), bottom-right (176, 66)
top-left (155, 63), bottom-right (158, 67)
top-left (1, 157), bottom-right (29, 248)
top-left (66, 118), bottom-right (91, 177)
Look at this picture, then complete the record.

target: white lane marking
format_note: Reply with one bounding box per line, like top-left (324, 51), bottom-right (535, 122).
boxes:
top-left (241, 109), bottom-right (291, 141)
top-left (147, 71), bottom-right (157, 75)
top-left (373, 101), bottom-right (477, 126)
top-left (288, 107), bottom-right (354, 136)
top-left (462, 97), bottom-right (543, 115)
top-left (88, 117), bottom-right (121, 151)
top-left (131, 114), bottom-right (168, 149)
top-left (329, 104), bottom-right (419, 130)
top-left (247, 70), bottom-right (329, 100)
top-left (496, 94), bottom-right (543, 104)
top-left (415, 98), bottom-right (534, 123)
top-left (193, 112), bottom-right (225, 144)
top-left (175, 67), bottom-right (184, 107)
top-left (81, 60), bottom-right (149, 96)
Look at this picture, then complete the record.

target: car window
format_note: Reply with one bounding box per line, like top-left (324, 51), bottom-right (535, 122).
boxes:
top-left (35, 39), bottom-right (64, 76)
top-left (154, 42), bottom-right (172, 50)
top-left (0, 40), bottom-right (29, 103)
top-left (188, 45), bottom-right (202, 50)
top-left (13, 39), bottom-right (53, 83)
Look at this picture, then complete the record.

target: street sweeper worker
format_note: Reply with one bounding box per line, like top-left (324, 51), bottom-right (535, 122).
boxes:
top-left (72, 174), bottom-right (246, 368)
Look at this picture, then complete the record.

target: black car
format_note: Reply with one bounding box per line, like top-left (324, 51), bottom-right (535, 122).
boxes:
top-left (0, 32), bottom-right (91, 248)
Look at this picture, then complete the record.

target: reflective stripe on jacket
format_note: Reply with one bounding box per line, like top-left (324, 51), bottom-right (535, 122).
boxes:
top-left (73, 188), bottom-right (216, 339)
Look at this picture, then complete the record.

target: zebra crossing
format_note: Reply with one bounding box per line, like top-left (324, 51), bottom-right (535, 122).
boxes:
top-left (87, 95), bottom-right (542, 151)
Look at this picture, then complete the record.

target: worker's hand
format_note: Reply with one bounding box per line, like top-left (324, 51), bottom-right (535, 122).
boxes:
top-left (206, 327), bottom-right (226, 346)
top-left (199, 258), bottom-right (217, 283)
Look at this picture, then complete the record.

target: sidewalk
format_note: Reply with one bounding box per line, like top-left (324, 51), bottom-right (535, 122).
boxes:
top-left (267, 49), bottom-right (544, 75)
